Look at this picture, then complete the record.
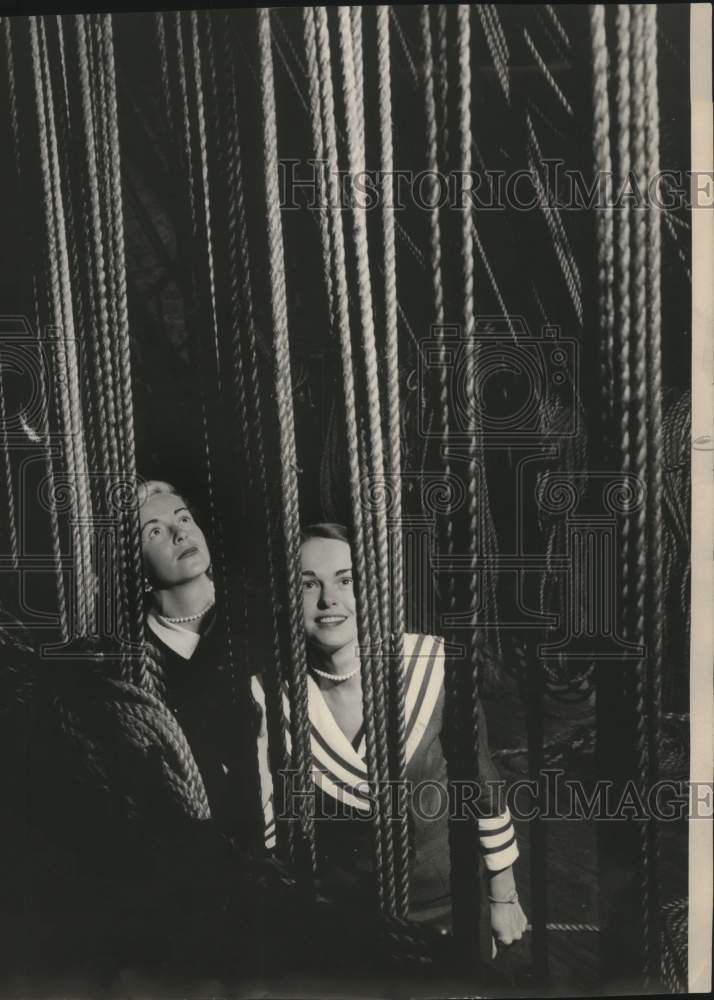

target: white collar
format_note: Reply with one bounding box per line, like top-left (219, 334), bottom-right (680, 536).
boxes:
top-left (147, 613), bottom-right (202, 660)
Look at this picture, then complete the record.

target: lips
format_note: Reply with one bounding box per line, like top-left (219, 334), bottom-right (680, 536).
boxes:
top-left (315, 614), bottom-right (348, 627)
top-left (178, 545), bottom-right (199, 561)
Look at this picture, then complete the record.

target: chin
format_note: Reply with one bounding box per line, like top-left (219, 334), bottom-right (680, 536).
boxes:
top-left (313, 628), bottom-right (358, 650)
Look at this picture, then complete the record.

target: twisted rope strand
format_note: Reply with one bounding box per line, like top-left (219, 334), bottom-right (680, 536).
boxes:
top-left (303, 8), bottom-right (335, 331)
top-left (258, 7), bottom-right (315, 875)
top-left (101, 14), bottom-right (146, 676)
top-left (314, 4), bottom-right (387, 909)
top-left (32, 16), bottom-right (89, 638)
top-left (590, 6), bottom-right (615, 437)
top-left (377, 4), bottom-right (409, 920)
top-left (338, 7), bottom-right (397, 913)
top-left (643, 4), bottom-right (663, 979)
top-left (43, 18), bottom-right (94, 636)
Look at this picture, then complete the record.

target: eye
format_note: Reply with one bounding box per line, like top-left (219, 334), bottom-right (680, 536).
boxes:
top-left (340, 576), bottom-right (353, 586)
top-left (303, 579), bottom-right (318, 591)
top-left (179, 514), bottom-right (192, 524)
top-left (149, 526), bottom-right (162, 539)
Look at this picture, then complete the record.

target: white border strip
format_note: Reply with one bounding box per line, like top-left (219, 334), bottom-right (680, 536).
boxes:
top-left (689, 4), bottom-right (714, 994)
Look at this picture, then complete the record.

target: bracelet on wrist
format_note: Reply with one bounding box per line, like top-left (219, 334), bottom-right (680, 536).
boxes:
top-left (488, 888), bottom-right (519, 904)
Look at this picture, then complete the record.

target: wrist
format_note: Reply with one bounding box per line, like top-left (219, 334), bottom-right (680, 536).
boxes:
top-left (488, 865), bottom-right (515, 892)
top-left (488, 886), bottom-right (519, 904)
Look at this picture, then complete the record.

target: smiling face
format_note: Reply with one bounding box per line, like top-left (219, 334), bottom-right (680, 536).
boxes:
top-left (301, 536), bottom-right (358, 654)
top-left (140, 491), bottom-right (211, 590)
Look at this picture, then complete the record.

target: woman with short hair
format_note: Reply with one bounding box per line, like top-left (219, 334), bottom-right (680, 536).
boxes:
top-left (254, 521), bottom-right (528, 958)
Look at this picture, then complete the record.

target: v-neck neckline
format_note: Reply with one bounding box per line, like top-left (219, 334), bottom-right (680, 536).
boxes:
top-left (307, 674), bottom-right (367, 767)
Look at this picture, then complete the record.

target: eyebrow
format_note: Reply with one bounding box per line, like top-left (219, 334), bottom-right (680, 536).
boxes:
top-left (141, 506), bottom-right (190, 535)
top-left (301, 568), bottom-right (352, 577)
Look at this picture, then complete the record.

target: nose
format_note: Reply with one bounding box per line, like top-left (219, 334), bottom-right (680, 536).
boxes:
top-left (174, 524), bottom-right (189, 543)
top-left (317, 584), bottom-right (338, 609)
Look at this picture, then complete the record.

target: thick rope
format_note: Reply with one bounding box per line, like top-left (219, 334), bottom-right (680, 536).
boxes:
top-left (302, 8), bottom-right (335, 332)
top-left (0, 355), bottom-right (19, 570)
top-left (89, 16), bottom-right (126, 495)
top-left (377, 5), bottom-right (409, 921)
top-left (643, 3), bottom-right (664, 786)
top-left (643, 5), bottom-right (664, 980)
top-left (590, 6), bottom-right (615, 436)
top-left (258, 7), bottom-right (315, 876)
top-left (615, 4), bottom-right (633, 652)
top-left (186, 11), bottom-right (241, 688)
top-left (218, 11), bottom-right (292, 857)
top-left (78, 15), bottom-right (127, 641)
top-left (338, 6), bottom-right (397, 914)
top-left (421, 6), bottom-right (445, 332)
top-left (31, 16), bottom-right (92, 639)
top-left (435, 5), bottom-right (449, 169)
top-left (313, 4), bottom-right (387, 910)
top-left (346, 5), bottom-right (395, 908)
top-left (100, 15), bottom-right (146, 677)
top-left (350, 7), bottom-right (365, 156)
top-left (55, 19), bottom-right (106, 526)
top-left (41, 18), bottom-right (93, 638)
top-left (629, 8), bottom-right (656, 982)
top-left (457, 1), bottom-right (481, 744)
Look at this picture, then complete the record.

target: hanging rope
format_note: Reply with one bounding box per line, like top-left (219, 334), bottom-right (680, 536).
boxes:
top-left (0, 340), bottom-right (19, 571)
top-left (31, 16), bottom-right (94, 640)
top-left (457, 1), bottom-right (481, 742)
top-left (216, 10), bottom-right (292, 859)
top-left (95, 16), bottom-right (145, 677)
top-left (302, 8), bottom-right (334, 332)
top-left (642, 4), bottom-right (664, 979)
top-left (591, 5), bottom-right (663, 984)
top-left (376, 5), bottom-right (409, 921)
top-left (312, 4), bottom-right (390, 911)
top-left (424, 4), bottom-right (459, 663)
top-left (614, 4), bottom-right (633, 645)
top-left (78, 15), bottom-right (125, 642)
top-left (643, 2), bottom-right (664, 778)
top-left (589, 6), bottom-right (615, 436)
top-left (629, 8), bottom-right (658, 982)
top-left (338, 5), bottom-right (398, 914)
top-left (258, 7), bottom-right (315, 876)
top-left (41, 21), bottom-right (94, 633)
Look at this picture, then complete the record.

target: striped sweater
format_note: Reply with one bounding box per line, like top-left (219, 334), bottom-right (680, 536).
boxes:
top-left (252, 633), bottom-right (518, 921)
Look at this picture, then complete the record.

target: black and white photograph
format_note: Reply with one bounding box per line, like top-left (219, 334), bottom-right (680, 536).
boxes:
top-left (0, 4), bottom-right (711, 998)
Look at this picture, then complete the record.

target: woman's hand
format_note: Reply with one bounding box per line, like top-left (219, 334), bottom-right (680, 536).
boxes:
top-left (490, 897), bottom-right (528, 947)
top-left (487, 865), bottom-right (528, 948)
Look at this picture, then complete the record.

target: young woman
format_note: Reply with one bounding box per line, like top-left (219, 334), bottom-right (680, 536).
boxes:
top-left (254, 522), bottom-right (528, 956)
top-left (138, 478), bottom-right (270, 848)
top-left (138, 485), bottom-right (452, 975)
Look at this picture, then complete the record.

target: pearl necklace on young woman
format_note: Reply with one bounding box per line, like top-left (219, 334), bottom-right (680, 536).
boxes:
top-left (158, 597), bottom-right (216, 625)
top-left (310, 664), bottom-right (361, 683)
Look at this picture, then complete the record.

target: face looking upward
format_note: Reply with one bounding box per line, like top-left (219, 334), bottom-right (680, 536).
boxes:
top-left (301, 537), bottom-right (358, 654)
top-left (140, 492), bottom-right (211, 590)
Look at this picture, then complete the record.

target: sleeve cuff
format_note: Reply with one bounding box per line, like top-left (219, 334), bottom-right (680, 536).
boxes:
top-left (477, 807), bottom-right (519, 871)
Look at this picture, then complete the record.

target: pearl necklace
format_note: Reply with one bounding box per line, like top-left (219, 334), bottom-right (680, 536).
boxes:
top-left (311, 664), bottom-right (361, 683)
top-left (158, 598), bottom-right (215, 624)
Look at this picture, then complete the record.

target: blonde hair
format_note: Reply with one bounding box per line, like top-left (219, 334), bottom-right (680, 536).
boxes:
top-left (137, 479), bottom-right (183, 509)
